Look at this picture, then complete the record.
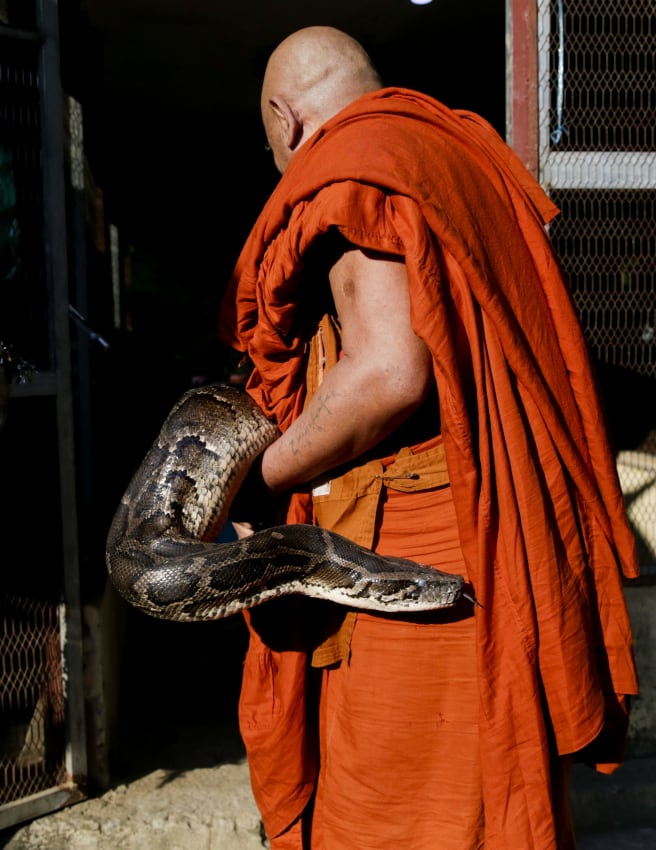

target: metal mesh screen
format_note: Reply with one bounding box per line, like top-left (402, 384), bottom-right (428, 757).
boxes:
top-left (0, 596), bottom-right (67, 804)
top-left (548, 188), bottom-right (656, 375)
top-left (0, 394), bottom-right (69, 804)
top-left (537, 0), bottom-right (656, 568)
top-left (0, 33), bottom-right (70, 806)
top-left (546, 0), bottom-right (654, 152)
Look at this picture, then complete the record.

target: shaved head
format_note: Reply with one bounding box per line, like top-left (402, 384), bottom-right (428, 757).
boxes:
top-left (261, 26), bottom-right (383, 172)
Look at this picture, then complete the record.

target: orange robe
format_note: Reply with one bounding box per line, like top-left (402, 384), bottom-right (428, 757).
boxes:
top-left (219, 88), bottom-right (639, 848)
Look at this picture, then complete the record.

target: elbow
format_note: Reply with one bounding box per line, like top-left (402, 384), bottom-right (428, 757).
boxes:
top-left (372, 354), bottom-right (434, 419)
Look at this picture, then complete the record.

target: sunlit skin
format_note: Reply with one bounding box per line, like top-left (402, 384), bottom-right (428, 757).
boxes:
top-left (234, 27), bottom-right (433, 538)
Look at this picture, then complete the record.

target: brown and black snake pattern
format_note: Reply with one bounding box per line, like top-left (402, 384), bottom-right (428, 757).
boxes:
top-left (105, 384), bottom-right (466, 622)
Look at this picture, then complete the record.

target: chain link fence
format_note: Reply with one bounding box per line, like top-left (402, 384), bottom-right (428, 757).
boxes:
top-left (538, 0), bottom-right (656, 568)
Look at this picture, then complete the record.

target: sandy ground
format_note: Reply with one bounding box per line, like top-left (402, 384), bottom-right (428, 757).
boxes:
top-left (1, 762), bottom-right (266, 850)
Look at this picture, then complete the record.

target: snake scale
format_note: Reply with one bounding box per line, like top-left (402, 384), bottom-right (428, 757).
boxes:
top-left (105, 383), bottom-right (466, 622)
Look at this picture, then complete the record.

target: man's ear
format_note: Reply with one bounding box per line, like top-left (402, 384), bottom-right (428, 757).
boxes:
top-left (269, 95), bottom-right (303, 151)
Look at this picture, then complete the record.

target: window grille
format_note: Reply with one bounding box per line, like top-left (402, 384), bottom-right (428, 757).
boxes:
top-left (537, 0), bottom-right (656, 567)
top-left (1, 7), bottom-right (86, 828)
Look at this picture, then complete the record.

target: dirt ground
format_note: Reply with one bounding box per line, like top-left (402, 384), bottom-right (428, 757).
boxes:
top-left (1, 761), bottom-right (266, 850)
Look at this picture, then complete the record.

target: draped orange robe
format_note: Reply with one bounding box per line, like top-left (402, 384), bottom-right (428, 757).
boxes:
top-left (219, 88), bottom-right (639, 848)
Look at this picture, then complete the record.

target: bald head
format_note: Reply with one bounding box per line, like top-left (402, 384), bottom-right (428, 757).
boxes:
top-left (261, 26), bottom-right (383, 173)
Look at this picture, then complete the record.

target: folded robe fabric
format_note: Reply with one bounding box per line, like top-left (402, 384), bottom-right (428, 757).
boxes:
top-left (219, 87), bottom-right (639, 848)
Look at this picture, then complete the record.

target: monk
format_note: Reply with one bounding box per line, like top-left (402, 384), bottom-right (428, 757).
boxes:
top-left (219, 26), bottom-right (639, 850)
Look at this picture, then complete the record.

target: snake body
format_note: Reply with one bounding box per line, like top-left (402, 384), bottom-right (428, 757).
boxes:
top-left (105, 383), bottom-right (465, 622)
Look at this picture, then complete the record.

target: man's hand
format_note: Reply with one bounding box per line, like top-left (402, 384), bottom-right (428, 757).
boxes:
top-left (231, 520), bottom-right (256, 540)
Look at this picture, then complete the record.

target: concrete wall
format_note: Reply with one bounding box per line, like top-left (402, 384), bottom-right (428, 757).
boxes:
top-left (625, 583), bottom-right (656, 758)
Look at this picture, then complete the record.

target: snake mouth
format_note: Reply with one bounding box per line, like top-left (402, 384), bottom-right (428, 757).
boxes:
top-left (462, 591), bottom-right (482, 607)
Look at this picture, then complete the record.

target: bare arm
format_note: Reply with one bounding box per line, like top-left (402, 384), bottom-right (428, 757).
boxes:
top-left (260, 246), bottom-right (433, 493)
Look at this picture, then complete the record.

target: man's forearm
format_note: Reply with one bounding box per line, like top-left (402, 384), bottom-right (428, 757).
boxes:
top-left (260, 356), bottom-right (427, 494)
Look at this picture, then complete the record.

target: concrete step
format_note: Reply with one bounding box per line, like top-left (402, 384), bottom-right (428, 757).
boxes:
top-left (577, 828), bottom-right (656, 850)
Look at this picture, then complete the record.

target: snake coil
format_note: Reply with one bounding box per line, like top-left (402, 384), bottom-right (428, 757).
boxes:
top-left (105, 384), bottom-right (466, 621)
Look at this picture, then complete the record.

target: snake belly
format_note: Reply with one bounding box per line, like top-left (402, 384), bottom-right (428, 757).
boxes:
top-left (105, 383), bottom-right (466, 622)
